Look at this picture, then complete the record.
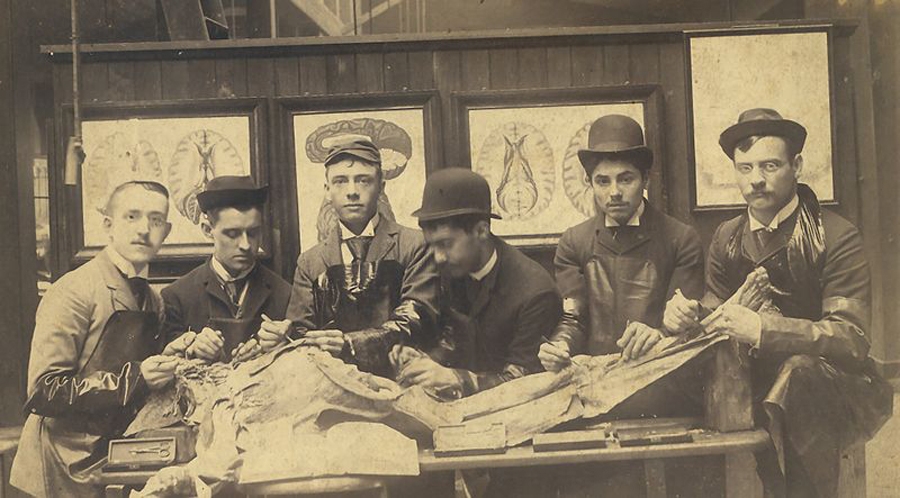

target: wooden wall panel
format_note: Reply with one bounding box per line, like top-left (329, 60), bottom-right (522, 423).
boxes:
top-left (326, 53), bottom-right (357, 93)
top-left (160, 60), bottom-right (189, 100)
top-left (107, 61), bottom-right (135, 101)
top-left (81, 63), bottom-right (109, 102)
top-left (603, 44), bottom-right (630, 84)
top-left (546, 46), bottom-right (572, 87)
top-left (433, 50), bottom-right (461, 166)
top-left (570, 45), bottom-right (604, 86)
top-left (407, 51), bottom-right (434, 89)
top-left (629, 43), bottom-right (660, 84)
top-left (214, 59), bottom-right (247, 98)
top-left (657, 41), bottom-right (691, 224)
top-left (517, 47), bottom-right (548, 88)
top-left (247, 58), bottom-right (275, 96)
top-left (274, 57), bottom-right (300, 96)
top-left (830, 36), bottom-right (860, 225)
top-left (461, 50), bottom-right (490, 91)
top-left (488, 48), bottom-right (518, 89)
top-left (187, 59), bottom-right (217, 99)
top-left (383, 51), bottom-right (410, 91)
top-left (298, 55), bottom-right (328, 95)
top-left (134, 60), bottom-right (163, 100)
top-left (356, 52), bottom-right (385, 92)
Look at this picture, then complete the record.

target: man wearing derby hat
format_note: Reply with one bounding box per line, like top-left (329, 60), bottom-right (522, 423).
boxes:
top-left (162, 175), bottom-right (293, 363)
top-left (665, 108), bottom-right (892, 497)
top-left (539, 114), bottom-right (704, 385)
top-left (286, 135), bottom-right (440, 377)
top-left (394, 167), bottom-right (562, 399)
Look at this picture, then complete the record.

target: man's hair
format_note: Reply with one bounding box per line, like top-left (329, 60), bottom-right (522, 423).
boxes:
top-left (735, 135), bottom-right (802, 158)
top-left (206, 203), bottom-right (264, 225)
top-left (585, 156), bottom-right (651, 183)
top-left (104, 181), bottom-right (169, 216)
top-left (418, 213), bottom-right (490, 233)
top-left (325, 156), bottom-right (383, 183)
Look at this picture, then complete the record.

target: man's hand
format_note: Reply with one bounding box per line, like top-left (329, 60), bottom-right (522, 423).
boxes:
top-left (140, 355), bottom-right (179, 390)
top-left (258, 314), bottom-right (292, 351)
top-left (303, 329), bottom-right (345, 356)
top-left (704, 304), bottom-right (761, 345)
top-left (663, 289), bottom-right (702, 335)
top-left (230, 338), bottom-right (261, 363)
top-left (617, 322), bottom-right (664, 361)
top-left (162, 331), bottom-right (196, 357)
top-left (186, 327), bottom-right (225, 362)
top-left (538, 341), bottom-right (572, 372)
top-left (397, 356), bottom-right (462, 393)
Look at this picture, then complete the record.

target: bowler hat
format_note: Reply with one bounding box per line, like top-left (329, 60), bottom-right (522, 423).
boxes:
top-left (196, 175), bottom-right (268, 213)
top-left (719, 108), bottom-right (807, 159)
top-left (577, 114), bottom-right (653, 173)
top-left (412, 168), bottom-right (501, 222)
top-left (323, 135), bottom-right (381, 167)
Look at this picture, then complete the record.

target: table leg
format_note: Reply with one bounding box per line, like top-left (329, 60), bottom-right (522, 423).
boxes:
top-left (644, 459), bottom-right (666, 498)
top-left (725, 452), bottom-right (762, 498)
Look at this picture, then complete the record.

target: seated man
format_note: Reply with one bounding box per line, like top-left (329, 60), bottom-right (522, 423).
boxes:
top-left (11, 181), bottom-right (180, 497)
top-left (665, 108), bottom-right (892, 497)
top-left (162, 176), bottom-right (292, 362)
top-left (539, 114), bottom-right (704, 374)
top-left (287, 136), bottom-right (440, 376)
top-left (398, 167), bottom-right (563, 398)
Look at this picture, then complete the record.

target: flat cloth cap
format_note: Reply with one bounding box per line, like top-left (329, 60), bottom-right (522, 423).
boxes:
top-left (323, 135), bottom-right (382, 167)
top-left (196, 175), bottom-right (268, 213)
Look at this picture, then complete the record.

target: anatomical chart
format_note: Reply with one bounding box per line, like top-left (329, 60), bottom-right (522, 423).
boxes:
top-left (294, 108), bottom-right (427, 252)
top-left (467, 102), bottom-right (644, 245)
top-left (81, 116), bottom-right (251, 250)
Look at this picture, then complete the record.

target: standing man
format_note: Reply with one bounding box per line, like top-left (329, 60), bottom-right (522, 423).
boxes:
top-left (162, 176), bottom-right (292, 363)
top-left (664, 108), bottom-right (892, 497)
top-left (539, 114), bottom-right (704, 373)
top-left (287, 136), bottom-right (440, 376)
top-left (12, 181), bottom-right (181, 497)
top-left (398, 168), bottom-right (563, 398)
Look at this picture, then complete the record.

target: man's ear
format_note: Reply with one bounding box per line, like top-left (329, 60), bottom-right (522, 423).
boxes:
top-left (102, 215), bottom-right (113, 235)
top-left (200, 218), bottom-right (214, 240)
top-left (475, 220), bottom-right (491, 240)
top-left (792, 154), bottom-right (804, 179)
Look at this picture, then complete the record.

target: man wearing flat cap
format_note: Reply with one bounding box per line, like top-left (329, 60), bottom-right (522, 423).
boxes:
top-left (539, 115), bottom-right (704, 393)
top-left (392, 167), bottom-right (561, 399)
top-left (286, 136), bottom-right (440, 377)
top-left (161, 175), bottom-right (293, 363)
top-left (665, 108), bottom-right (892, 497)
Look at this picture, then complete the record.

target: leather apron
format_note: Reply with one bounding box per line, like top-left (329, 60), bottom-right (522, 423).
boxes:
top-left (37, 309), bottom-right (161, 498)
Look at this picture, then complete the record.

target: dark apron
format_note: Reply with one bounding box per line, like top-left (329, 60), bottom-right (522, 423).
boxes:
top-left (39, 309), bottom-right (161, 498)
top-left (207, 316), bottom-right (257, 361)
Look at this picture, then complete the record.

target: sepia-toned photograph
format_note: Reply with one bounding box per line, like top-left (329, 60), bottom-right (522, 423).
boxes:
top-left (0, 1), bottom-right (897, 497)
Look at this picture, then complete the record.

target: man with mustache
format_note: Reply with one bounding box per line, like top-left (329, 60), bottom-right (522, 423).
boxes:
top-left (664, 108), bottom-right (892, 497)
top-left (161, 176), bottom-right (292, 363)
top-left (11, 181), bottom-right (181, 497)
top-left (539, 115), bottom-right (705, 399)
top-left (286, 136), bottom-right (440, 376)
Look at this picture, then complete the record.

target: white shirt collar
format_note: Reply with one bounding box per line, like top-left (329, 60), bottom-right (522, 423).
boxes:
top-left (210, 255), bottom-right (255, 283)
top-left (605, 199), bottom-right (645, 228)
top-left (749, 194), bottom-right (799, 232)
top-left (470, 249), bottom-right (498, 282)
top-left (105, 246), bottom-right (149, 279)
top-left (339, 213), bottom-right (379, 240)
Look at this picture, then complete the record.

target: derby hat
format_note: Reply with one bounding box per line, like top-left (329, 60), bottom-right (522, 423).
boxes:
top-left (412, 167), bottom-right (501, 222)
top-left (577, 114), bottom-right (653, 173)
top-left (196, 175), bottom-right (268, 213)
top-left (719, 108), bottom-right (807, 159)
top-left (323, 135), bottom-right (382, 167)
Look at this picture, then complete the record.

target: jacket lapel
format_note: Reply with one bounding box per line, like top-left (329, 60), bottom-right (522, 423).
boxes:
top-left (366, 218), bottom-right (398, 263)
top-left (320, 228), bottom-right (344, 268)
top-left (241, 266), bottom-right (273, 320)
top-left (741, 211), bottom-right (797, 265)
top-left (593, 201), bottom-right (654, 255)
top-left (469, 239), bottom-right (502, 318)
top-left (201, 260), bottom-right (236, 312)
top-left (97, 250), bottom-right (139, 311)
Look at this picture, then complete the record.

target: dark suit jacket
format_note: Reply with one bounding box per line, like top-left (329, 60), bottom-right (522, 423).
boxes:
top-left (550, 201), bottom-right (704, 355)
top-left (161, 259), bottom-right (292, 345)
top-left (441, 237), bottom-right (562, 395)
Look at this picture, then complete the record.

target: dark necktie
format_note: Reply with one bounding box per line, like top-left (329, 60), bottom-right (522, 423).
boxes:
top-left (128, 277), bottom-right (150, 310)
top-left (224, 278), bottom-right (247, 308)
top-left (346, 236), bottom-right (373, 263)
top-left (755, 229), bottom-right (776, 249)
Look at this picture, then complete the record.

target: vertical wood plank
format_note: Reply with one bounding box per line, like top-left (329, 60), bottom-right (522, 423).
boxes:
top-left (247, 58), bottom-right (275, 97)
top-left (407, 51), bottom-right (434, 90)
top-left (725, 452), bottom-right (763, 498)
top-left (133, 60), bottom-right (162, 100)
top-left (299, 55), bottom-right (328, 95)
top-left (570, 45), bottom-right (604, 87)
top-left (460, 50), bottom-right (489, 91)
top-left (546, 46), bottom-right (572, 88)
top-left (274, 57), bottom-right (300, 97)
top-left (434, 50), bottom-right (461, 167)
top-left (836, 444), bottom-right (866, 498)
top-left (603, 44), bottom-right (630, 84)
top-left (54, 63), bottom-right (74, 104)
top-left (81, 62), bottom-right (109, 102)
top-left (160, 60), bottom-right (190, 100)
top-left (106, 61), bottom-right (135, 101)
top-left (658, 41), bottom-right (690, 220)
top-left (629, 43), bottom-right (660, 84)
top-left (187, 59), bottom-right (217, 99)
top-left (214, 59), bottom-right (247, 98)
top-left (831, 37), bottom-right (860, 225)
top-left (355, 52), bottom-right (385, 93)
top-left (643, 459), bottom-right (667, 498)
top-left (517, 47), bottom-right (548, 89)
top-left (383, 52), bottom-right (409, 91)
top-left (489, 48), bottom-right (518, 89)
top-left (705, 340), bottom-right (754, 432)
top-left (326, 54), bottom-right (357, 94)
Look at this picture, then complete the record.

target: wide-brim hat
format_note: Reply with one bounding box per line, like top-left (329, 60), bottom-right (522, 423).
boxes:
top-left (323, 135), bottom-right (382, 167)
top-left (719, 108), bottom-right (807, 159)
top-left (577, 114), bottom-right (653, 173)
top-left (196, 175), bottom-right (268, 213)
top-left (412, 167), bottom-right (501, 222)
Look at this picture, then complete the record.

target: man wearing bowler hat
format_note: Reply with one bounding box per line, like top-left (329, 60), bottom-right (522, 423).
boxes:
top-left (286, 135), bottom-right (440, 377)
top-left (395, 167), bottom-right (562, 399)
top-left (162, 175), bottom-right (293, 363)
top-left (664, 108), bottom-right (892, 497)
top-left (539, 114), bottom-right (704, 389)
